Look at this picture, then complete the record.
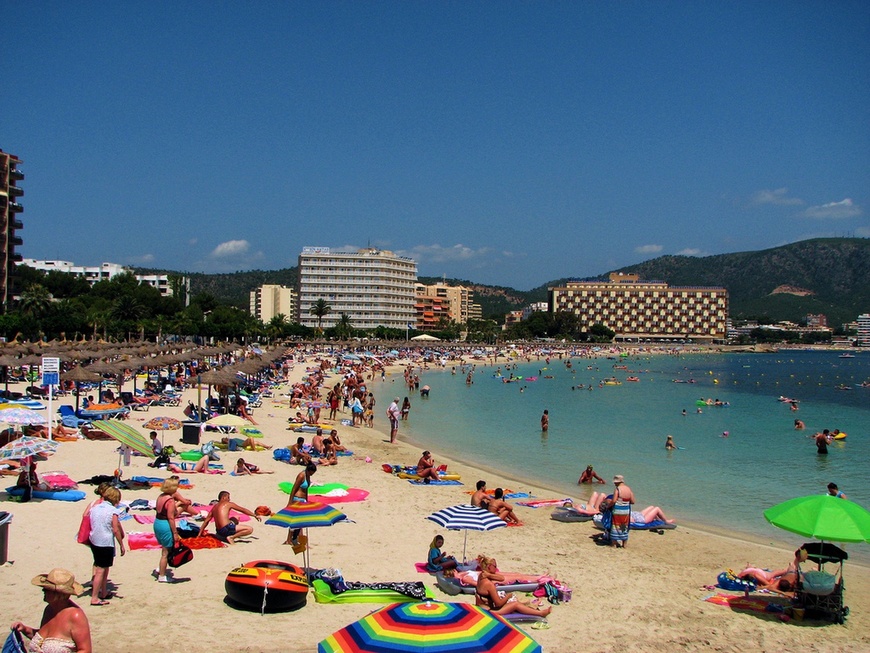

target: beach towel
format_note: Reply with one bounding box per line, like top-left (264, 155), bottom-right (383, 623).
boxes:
top-left (129, 476), bottom-right (193, 488)
top-left (127, 532), bottom-right (227, 551)
top-left (316, 489), bottom-right (370, 504)
top-left (704, 593), bottom-right (786, 614)
top-left (610, 501), bottom-right (631, 543)
top-left (408, 479), bottom-right (463, 486)
top-left (41, 472), bottom-right (78, 491)
top-left (503, 492), bottom-right (532, 500)
top-left (516, 498), bottom-right (573, 508)
top-left (414, 562), bottom-right (434, 574)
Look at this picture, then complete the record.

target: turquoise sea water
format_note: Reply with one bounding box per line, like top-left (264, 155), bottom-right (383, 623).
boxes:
top-left (374, 350), bottom-right (870, 558)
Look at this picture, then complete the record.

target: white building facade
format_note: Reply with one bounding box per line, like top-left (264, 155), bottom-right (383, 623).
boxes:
top-left (297, 247), bottom-right (417, 330)
top-left (20, 259), bottom-right (183, 298)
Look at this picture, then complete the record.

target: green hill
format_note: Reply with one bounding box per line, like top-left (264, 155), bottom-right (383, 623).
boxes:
top-left (138, 238), bottom-right (869, 325)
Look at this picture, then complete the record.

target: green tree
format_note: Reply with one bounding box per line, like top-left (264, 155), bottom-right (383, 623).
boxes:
top-left (332, 313), bottom-right (354, 340)
top-left (309, 298), bottom-right (332, 333)
top-left (17, 283), bottom-right (53, 317)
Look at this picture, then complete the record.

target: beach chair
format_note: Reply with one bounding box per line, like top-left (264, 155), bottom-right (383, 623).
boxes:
top-left (58, 405), bottom-right (90, 428)
top-left (795, 542), bottom-right (849, 623)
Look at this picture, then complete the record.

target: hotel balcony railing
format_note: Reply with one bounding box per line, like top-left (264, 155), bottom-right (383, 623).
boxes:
top-left (10, 169), bottom-right (24, 180)
top-left (8, 186), bottom-right (23, 197)
top-left (9, 203), bottom-right (23, 212)
top-left (10, 219), bottom-right (23, 230)
top-left (9, 236), bottom-right (23, 247)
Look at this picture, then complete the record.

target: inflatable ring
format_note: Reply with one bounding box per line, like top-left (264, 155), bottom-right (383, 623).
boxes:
top-left (225, 560), bottom-right (308, 613)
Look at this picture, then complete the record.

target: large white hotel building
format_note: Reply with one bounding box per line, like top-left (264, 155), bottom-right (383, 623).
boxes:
top-left (296, 247), bottom-right (417, 330)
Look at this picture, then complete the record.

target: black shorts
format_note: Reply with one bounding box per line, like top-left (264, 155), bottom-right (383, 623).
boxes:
top-left (91, 544), bottom-right (115, 568)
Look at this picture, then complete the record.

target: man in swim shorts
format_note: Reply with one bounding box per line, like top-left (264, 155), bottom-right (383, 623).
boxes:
top-left (198, 490), bottom-right (260, 544)
top-left (472, 480), bottom-right (490, 510)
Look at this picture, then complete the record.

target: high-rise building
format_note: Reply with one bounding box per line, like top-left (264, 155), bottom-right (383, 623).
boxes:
top-left (297, 247), bottom-right (417, 330)
top-left (548, 272), bottom-right (728, 341)
top-left (414, 282), bottom-right (481, 330)
top-left (0, 149), bottom-right (25, 309)
top-left (858, 314), bottom-right (870, 347)
top-left (250, 284), bottom-right (297, 324)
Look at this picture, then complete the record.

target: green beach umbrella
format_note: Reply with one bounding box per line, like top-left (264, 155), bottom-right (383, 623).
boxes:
top-left (763, 495), bottom-right (870, 543)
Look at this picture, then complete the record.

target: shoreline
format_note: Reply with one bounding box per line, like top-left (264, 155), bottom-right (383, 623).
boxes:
top-left (0, 355), bottom-right (868, 652)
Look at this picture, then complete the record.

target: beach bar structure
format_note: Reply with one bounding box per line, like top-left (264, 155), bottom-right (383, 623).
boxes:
top-left (297, 247), bottom-right (417, 330)
top-left (548, 273), bottom-right (728, 342)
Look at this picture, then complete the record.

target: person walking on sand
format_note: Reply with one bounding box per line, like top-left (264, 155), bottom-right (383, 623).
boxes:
top-left (198, 490), bottom-right (260, 545)
top-left (540, 410), bottom-right (549, 432)
top-left (387, 397), bottom-right (401, 443)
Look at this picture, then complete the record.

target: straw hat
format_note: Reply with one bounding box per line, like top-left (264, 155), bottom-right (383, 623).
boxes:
top-left (613, 474), bottom-right (625, 484)
top-left (31, 568), bottom-right (84, 596)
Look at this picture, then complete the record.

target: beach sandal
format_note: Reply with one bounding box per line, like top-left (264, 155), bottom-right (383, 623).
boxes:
top-left (531, 620), bottom-right (550, 630)
top-left (90, 600), bottom-right (110, 606)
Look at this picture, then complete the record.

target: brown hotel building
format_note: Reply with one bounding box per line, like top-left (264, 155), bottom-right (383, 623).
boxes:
top-left (548, 273), bottom-right (728, 342)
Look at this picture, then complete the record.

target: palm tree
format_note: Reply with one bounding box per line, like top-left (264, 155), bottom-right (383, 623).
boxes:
top-left (334, 313), bottom-right (354, 340)
top-left (17, 284), bottom-right (53, 317)
top-left (309, 298), bottom-right (332, 333)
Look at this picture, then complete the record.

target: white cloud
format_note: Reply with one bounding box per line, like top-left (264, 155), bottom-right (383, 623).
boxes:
top-left (676, 248), bottom-right (704, 256)
top-left (855, 226), bottom-right (870, 237)
top-left (210, 240), bottom-right (251, 258)
top-left (803, 198), bottom-right (862, 219)
top-left (635, 244), bottom-right (663, 254)
top-left (128, 254), bottom-right (154, 264)
top-left (752, 188), bottom-right (804, 206)
top-left (397, 244), bottom-right (495, 264)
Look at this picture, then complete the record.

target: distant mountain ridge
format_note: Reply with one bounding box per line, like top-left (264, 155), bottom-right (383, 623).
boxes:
top-left (136, 238), bottom-right (869, 325)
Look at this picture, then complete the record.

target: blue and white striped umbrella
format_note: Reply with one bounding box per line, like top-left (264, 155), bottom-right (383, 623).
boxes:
top-left (426, 504), bottom-right (507, 563)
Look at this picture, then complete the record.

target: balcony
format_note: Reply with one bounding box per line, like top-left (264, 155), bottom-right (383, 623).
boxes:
top-left (8, 186), bottom-right (23, 197)
top-left (10, 219), bottom-right (22, 230)
top-left (10, 169), bottom-right (23, 180)
top-left (10, 236), bottom-right (23, 247)
top-left (9, 203), bottom-right (23, 213)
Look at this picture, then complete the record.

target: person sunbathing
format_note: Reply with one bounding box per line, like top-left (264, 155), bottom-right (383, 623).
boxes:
top-left (234, 458), bottom-right (273, 475)
top-left (415, 451), bottom-right (440, 483)
top-left (220, 436), bottom-right (272, 451)
top-left (475, 556), bottom-right (551, 617)
top-left (489, 488), bottom-right (521, 524)
top-left (630, 506), bottom-right (675, 524)
top-left (738, 548), bottom-right (808, 593)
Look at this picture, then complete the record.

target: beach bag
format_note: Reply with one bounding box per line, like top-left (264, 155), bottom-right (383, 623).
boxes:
top-left (544, 581), bottom-right (561, 605)
top-left (2, 629), bottom-right (25, 653)
top-left (75, 509), bottom-right (92, 544)
top-left (168, 542), bottom-right (194, 568)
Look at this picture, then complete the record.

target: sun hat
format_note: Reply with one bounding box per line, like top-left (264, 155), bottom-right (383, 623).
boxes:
top-left (613, 474), bottom-right (625, 483)
top-left (31, 568), bottom-right (84, 596)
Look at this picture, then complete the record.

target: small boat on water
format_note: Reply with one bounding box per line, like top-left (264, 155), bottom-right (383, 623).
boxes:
top-left (839, 353), bottom-right (856, 358)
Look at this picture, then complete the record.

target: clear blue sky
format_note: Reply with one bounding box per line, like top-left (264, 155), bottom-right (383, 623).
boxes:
top-left (3, 2), bottom-right (868, 289)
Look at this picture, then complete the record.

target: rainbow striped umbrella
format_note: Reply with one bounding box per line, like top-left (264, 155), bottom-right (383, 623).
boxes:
top-left (266, 501), bottom-right (348, 571)
top-left (266, 501), bottom-right (348, 529)
top-left (318, 601), bottom-right (542, 653)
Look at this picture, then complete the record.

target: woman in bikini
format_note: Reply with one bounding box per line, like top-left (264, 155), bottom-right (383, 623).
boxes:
top-left (284, 463), bottom-right (317, 545)
top-left (738, 548), bottom-right (808, 593)
top-left (475, 556), bottom-right (551, 617)
top-left (12, 568), bottom-right (92, 652)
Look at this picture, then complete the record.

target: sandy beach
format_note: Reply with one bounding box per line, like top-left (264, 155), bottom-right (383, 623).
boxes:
top-left (1, 356), bottom-right (869, 653)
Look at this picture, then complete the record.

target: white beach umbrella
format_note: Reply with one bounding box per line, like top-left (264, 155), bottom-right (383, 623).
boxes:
top-left (426, 504), bottom-right (507, 563)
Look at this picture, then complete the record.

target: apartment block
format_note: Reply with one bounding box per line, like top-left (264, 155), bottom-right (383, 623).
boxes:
top-left (297, 247), bottom-right (417, 330)
top-left (250, 284), bottom-right (297, 323)
top-left (0, 149), bottom-right (24, 308)
top-left (548, 273), bottom-right (728, 341)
